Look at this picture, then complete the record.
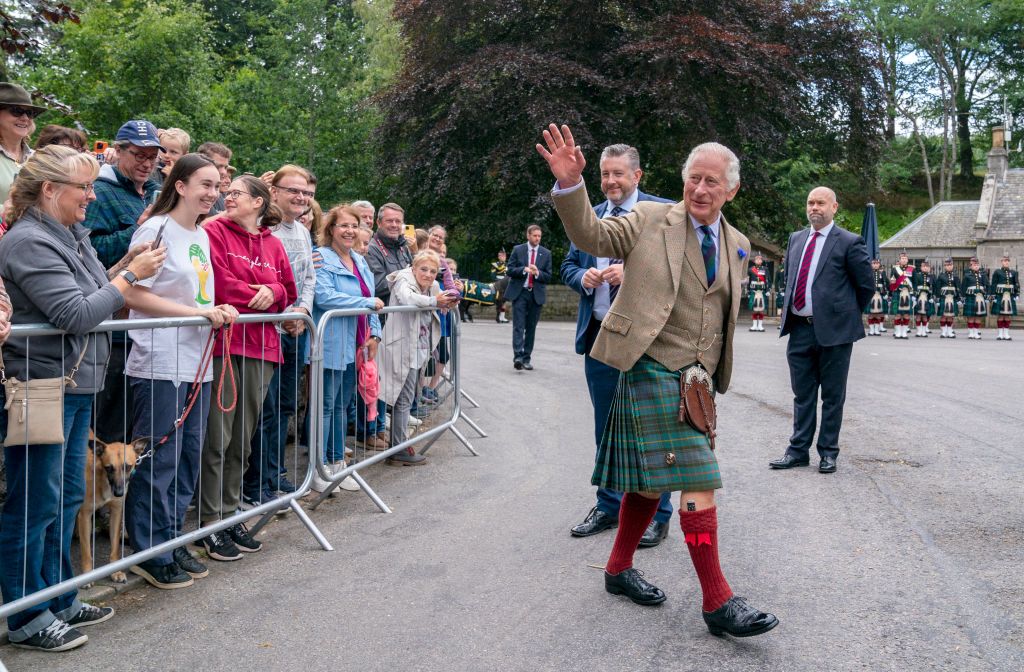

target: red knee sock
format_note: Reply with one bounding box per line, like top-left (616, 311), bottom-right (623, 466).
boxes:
top-left (679, 506), bottom-right (733, 612)
top-left (605, 493), bottom-right (659, 575)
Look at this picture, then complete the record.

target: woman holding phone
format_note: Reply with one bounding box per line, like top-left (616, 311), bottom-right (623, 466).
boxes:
top-left (123, 153), bottom-right (238, 589)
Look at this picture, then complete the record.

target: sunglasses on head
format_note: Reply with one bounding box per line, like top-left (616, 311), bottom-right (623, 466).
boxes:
top-left (3, 106), bottom-right (41, 119)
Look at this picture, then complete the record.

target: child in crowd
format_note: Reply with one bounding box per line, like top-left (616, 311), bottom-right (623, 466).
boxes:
top-left (381, 250), bottom-right (458, 465)
top-left (156, 128), bottom-right (191, 180)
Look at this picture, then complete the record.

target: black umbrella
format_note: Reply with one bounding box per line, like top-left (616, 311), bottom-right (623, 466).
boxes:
top-left (861, 202), bottom-right (880, 260)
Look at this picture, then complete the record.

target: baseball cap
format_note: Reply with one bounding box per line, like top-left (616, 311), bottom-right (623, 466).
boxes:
top-left (115, 120), bottom-right (164, 149)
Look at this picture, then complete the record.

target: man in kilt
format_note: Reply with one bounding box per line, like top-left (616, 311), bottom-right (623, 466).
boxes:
top-left (934, 258), bottom-right (960, 338)
top-left (538, 124), bottom-right (778, 638)
top-left (747, 252), bottom-right (768, 331)
top-left (962, 257), bottom-right (989, 340)
top-left (990, 254), bottom-right (1019, 341)
top-left (865, 258), bottom-right (888, 336)
top-left (888, 251), bottom-right (914, 339)
top-left (912, 259), bottom-right (935, 337)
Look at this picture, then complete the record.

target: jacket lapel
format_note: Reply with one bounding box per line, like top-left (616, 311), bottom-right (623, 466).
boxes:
top-left (813, 228), bottom-right (840, 283)
top-left (719, 219), bottom-right (739, 293)
top-left (663, 205), bottom-right (691, 292)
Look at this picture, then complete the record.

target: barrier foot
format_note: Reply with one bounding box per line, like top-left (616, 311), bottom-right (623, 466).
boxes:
top-left (460, 412), bottom-right (488, 438)
top-left (459, 388), bottom-right (481, 408)
top-left (290, 499), bottom-right (334, 551)
top-left (352, 471), bottom-right (392, 514)
top-left (417, 431), bottom-right (443, 456)
top-left (448, 425), bottom-right (480, 456)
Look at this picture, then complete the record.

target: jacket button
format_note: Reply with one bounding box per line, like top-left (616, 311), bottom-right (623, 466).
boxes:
top-left (664, 304), bottom-right (670, 311)
top-left (649, 330), bottom-right (657, 337)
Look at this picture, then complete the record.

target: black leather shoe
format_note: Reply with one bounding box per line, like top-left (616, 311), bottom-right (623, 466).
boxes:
top-left (522, 361), bottom-right (534, 370)
top-left (703, 596), bottom-right (779, 637)
top-left (769, 454), bottom-right (810, 469)
top-left (637, 519), bottom-right (669, 548)
top-left (513, 359), bottom-right (523, 370)
top-left (604, 568), bottom-right (666, 605)
top-left (570, 507), bottom-right (618, 537)
top-left (819, 455), bottom-right (837, 473)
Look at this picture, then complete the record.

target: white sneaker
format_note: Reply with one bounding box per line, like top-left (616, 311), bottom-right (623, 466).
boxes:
top-left (310, 469), bottom-right (333, 494)
top-left (383, 413), bottom-right (391, 430)
top-left (408, 415), bottom-right (423, 427)
top-left (330, 461), bottom-right (361, 492)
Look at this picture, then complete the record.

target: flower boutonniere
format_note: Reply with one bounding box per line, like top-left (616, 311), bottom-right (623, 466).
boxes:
top-left (738, 248), bottom-right (748, 261)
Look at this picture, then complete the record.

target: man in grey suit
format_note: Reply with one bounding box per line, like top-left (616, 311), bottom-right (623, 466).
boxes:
top-left (771, 187), bottom-right (874, 474)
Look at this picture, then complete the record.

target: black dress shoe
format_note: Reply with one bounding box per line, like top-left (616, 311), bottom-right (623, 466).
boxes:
top-left (637, 519), bottom-right (669, 548)
top-left (604, 568), bottom-right (666, 605)
top-left (570, 507), bottom-right (618, 537)
top-left (522, 362), bottom-right (534, 370)
top-left (513, 359), bottom-right (523, 370)
top-left (703, 596), bottom-right (779, 637)
top-left (819, 455), bottom-right (837, 473)
top-left (769, 454), bottom-right (810, 469)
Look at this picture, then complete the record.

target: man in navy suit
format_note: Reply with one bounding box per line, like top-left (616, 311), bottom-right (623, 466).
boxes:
top-left (506, 225), bottom-right (553, 370)
top-left (561, 144), bottom-right (674, 546)
top-left (771, 187), bottom-right (874, 473)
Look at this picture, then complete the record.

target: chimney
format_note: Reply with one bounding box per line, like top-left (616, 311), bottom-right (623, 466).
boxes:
top-left (988, 125), bottom-right (1008, 181)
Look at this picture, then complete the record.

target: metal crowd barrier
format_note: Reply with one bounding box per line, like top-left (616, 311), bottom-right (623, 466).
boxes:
top-left (303, 305), bottom-right (486, 513)
top-left (0, 304), bottom-right (486, 630)
top-left (0, 313), bottom-right (330, 627)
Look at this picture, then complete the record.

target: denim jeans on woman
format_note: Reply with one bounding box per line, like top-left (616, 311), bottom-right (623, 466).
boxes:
top-left (322, 365), bottom-right (356, 464)
top-left (0, 394), bottom-right (93, 640)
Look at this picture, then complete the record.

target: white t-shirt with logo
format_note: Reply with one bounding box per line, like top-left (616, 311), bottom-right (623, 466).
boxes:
top-left (125, 215), bottom-right (216, 384)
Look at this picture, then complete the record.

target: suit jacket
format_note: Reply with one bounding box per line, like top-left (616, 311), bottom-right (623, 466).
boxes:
top-left (563, 190), bottom-right (676, 355)
top-left (505, 242), bottom-right (553, 304)
top-left (779, 226), bottom-right (874, 346)
top-left (551, 183), bottom-right (749, 393)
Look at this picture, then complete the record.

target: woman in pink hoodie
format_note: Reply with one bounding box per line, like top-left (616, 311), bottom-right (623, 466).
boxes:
top-left (196, 175), bottom-right (297, 561)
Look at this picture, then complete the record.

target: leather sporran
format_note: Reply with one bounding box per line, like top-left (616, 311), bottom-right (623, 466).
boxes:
top-left (1, 346), bottom-right (86, 447)
top-left (678, 366), bottom-right (717, 450)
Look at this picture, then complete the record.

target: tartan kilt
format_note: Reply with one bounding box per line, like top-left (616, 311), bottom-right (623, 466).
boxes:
top-left (964, 293), bottom-right (988, 317)
top-left (593, 356), bottom-right (722, 493)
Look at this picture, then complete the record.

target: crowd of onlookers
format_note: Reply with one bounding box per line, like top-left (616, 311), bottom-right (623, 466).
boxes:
top-left (0, 83), bottom-right (462, 653)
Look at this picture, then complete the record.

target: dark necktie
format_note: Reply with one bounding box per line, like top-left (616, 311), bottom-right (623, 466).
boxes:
top-left (608, 257), bottom-right (623, 301)
top-left (699, 225), bottom-right (716, 286)
top-left (526, 247), bottom-right (536, 289)
top-left (792, 231), bottom-right (820, 311)
top-left (610, 205), bottom-right (625, 217)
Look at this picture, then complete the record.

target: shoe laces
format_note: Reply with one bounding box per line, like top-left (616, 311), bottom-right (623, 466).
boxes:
top-left (42, 619), bottom-right (74, 640)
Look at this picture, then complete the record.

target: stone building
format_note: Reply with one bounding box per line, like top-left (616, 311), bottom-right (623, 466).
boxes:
top-left (881, 127), bottom-right (1024, 275)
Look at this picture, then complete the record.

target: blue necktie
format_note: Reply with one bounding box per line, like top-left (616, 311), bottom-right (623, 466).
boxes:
top-left (699, 225), bottom-right (716, 286)
top-left (607, 206), bottom-right (625, 300)
top-left (610, 205), bottom-right (625, 217)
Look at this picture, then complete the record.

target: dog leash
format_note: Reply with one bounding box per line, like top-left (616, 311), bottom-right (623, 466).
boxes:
top-left (133, 324), bottom-right (236, 468)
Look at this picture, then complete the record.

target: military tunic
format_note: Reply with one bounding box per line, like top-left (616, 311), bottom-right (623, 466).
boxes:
top-left (962, 269), bottom-right (989, 318)
top-left (989, 268), bottom-right (1020, 316)
top-left (933, 271), bottom-right (961, 318)
top-left (888, 264), bottom-right (914, 315)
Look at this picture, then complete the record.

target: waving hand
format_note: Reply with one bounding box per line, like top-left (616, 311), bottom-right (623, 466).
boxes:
top-left (535, 124), bottom-right (586, 190)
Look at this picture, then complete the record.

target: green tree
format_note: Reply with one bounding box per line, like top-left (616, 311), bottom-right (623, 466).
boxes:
top-left (23, 0), bottom-right (223, 139)
top-left (0, 0), bottom-right (79, 81)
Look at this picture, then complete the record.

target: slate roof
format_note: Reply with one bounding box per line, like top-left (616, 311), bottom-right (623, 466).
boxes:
top-left (881, 201), bottom-right (979, 249)
top-left (986, 169), bottom-right (1024, 239)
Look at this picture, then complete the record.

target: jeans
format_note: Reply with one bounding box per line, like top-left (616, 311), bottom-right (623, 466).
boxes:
top-left (125, 378), bottom-right (211, 565)
top-left (0, 394), bottom-right (93, 639)
top-left (322, 365), bottom-right (356, 464)
top-left (390, 368), bottom-right (420, 447)
top-left (244, 333), bottom-right (306, 498)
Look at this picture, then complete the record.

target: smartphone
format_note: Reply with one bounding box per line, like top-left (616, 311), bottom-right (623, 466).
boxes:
top-left (151, 220), bottom-right (167, 249)
top-left (148, 189), bottom-right (161, 207)
top-left (93, 140), bottom-right (108, 164)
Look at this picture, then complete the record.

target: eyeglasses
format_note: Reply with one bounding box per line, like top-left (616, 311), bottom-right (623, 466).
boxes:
top-left (124, 148), bottom-right (159, 165)
top-left (2, 106), bottom-right (41, 119)
top-left (276, 186), bottom-right (315, 199)
top-left (53, 180), bottom-right (95, 195)
top-left (429, 233), bottom-right (446, 241)
top-left (224, 189), bottom-right (250, 200)
top-left (334, 222), bottom-right (359, 230)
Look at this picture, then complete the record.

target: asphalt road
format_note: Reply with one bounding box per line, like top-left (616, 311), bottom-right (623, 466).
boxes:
top-left (2, 321), bottom-right (1021, 672)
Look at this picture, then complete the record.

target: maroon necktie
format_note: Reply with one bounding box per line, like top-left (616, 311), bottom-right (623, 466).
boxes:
top-left (792, 232), bottom-right (820, 311)
top-left (526, 248), bottom-right (536, 288)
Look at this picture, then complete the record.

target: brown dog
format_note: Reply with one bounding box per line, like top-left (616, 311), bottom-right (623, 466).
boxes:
top-left (76, 433), bottom-right (143, 584)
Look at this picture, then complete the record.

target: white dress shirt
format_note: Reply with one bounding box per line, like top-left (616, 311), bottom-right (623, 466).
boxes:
top-left (689, 214), bottom-right (721, 271)
top-left (792, 221), bottom-right (834, 317)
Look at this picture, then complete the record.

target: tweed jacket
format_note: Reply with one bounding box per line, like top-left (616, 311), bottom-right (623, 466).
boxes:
top-left (552, 183), bottom-right (749, 393)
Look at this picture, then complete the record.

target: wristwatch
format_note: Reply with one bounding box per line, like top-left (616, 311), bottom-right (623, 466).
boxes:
top-left (371, 335), bottom-right (381, 342)
top-left (118, 269), bottom-right (139, 286)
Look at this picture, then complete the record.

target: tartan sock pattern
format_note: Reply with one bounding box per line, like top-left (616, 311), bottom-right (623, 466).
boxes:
top-left (605, 493), bottom-right (659, 575)
top-left (679, 506), bottom-right (733, 612)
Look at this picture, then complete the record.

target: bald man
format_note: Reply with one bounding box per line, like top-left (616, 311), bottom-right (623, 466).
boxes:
top-left (771, 187), bottom-right (873, 474)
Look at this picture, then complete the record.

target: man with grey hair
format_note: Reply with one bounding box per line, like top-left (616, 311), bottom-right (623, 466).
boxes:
top-left (563, 143), bottom-right (675, 547)
top-left (351, 200), bottom-right (376, 228)
top-left (538, 124), bottom-right (778, 638)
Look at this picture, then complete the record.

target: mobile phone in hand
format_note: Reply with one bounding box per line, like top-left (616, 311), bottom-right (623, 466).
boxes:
top-left (151, 220), bottom-right (167, 249)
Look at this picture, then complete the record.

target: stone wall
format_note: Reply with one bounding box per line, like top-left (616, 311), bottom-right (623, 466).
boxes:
top-left (540, 285), bottom-right (579, 321)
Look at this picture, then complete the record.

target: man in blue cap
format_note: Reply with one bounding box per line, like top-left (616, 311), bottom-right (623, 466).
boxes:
top-left (83, 119), bottom-right (165, 444)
